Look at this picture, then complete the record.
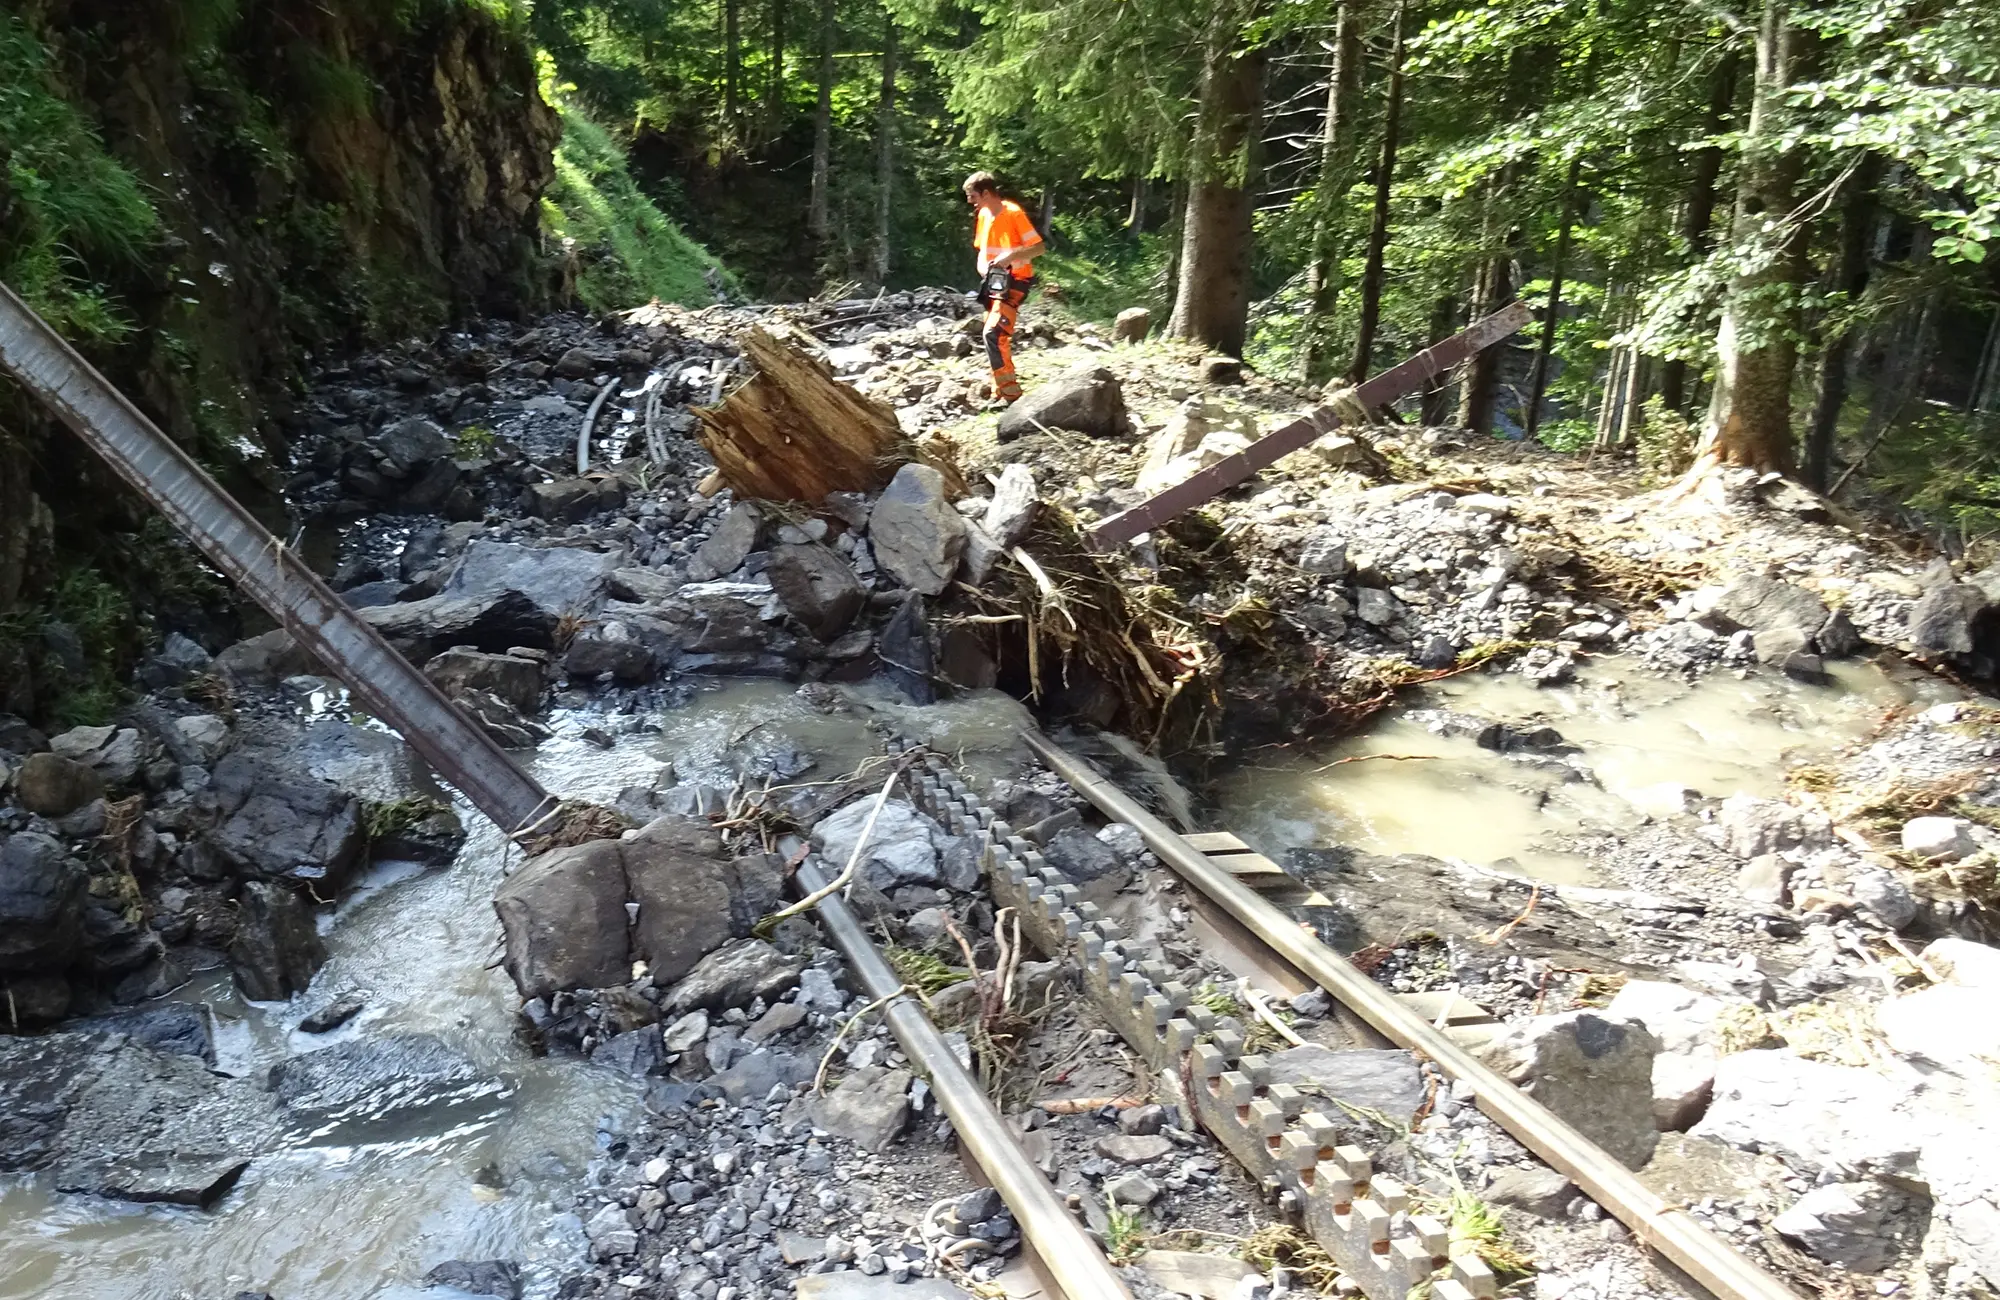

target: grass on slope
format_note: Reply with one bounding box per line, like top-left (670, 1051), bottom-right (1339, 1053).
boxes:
top-left (542, 102), bottom-right (739, 313)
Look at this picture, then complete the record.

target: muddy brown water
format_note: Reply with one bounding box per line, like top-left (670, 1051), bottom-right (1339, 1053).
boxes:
top-left (1214, 658), bottom-right (1962, 884)
top-left (0, 664), bottom-right (1954, 1296)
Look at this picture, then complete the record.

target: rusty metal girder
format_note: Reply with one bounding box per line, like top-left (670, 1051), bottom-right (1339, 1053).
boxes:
top-left (0, 281), bottom-right (558, 835)
top-left (1090, 300), bottom-right (1535, 547)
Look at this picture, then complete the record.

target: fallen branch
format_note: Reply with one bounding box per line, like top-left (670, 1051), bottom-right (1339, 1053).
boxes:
top-left (1242, 985), bottom-right (1308, 1047)
top-left (758, 769), bottom-right (901, 928)
top-left (814, 986), bottom-right (910, 1094)
top-left (1036, 1095), bottom-right (1148, 1114)
top-left (1477, 884), bottom-right (1542, 946)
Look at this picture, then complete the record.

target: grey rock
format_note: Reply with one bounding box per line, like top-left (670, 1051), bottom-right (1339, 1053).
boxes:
top-left (663, 939), bottom-right (805, 1014)
top-left (1481, 1012), bottom-right (1659, 1169)
top-left (553, 348), bottom-right (602, 379)
top-left (520, 476), bottom-right (626, 522)
top-left (768, 543), bottom-right (865, 640)
top-left (592, 1026), bottom-right (666, 1076)
top-left (1355, 587), bottom-right (1401, 626)
top-left (1773, 1182), bottom-right (1897, 1272)
top-left (1040, 827), bottom-right (1126, 883)
top-left (982, 464), bottom-right (1041, 550)
top-left (996, 366), bottom-right (1129, 442)
top-left (74, 1004), bottom-right (214, 1063)
top-left (746, 1001), bottom-right (808, 1043)
top-left (1710, 575), bottom-right (1830, 644)
top-left (869, 464), bottom-right (967, 596)
top-left (1262, 1047), bottom-right (1427, 1129)
top-left (954, 1186), bottom-right (1004, 1226)
top-left (493, 839), bottom-right (632, 1000)
top-left (1909, 582), bottom-right (1989, 657)
top-left (1817, 609), bottom-right (1863, 658)
top-left (379, 418), bottom-right (451, 474)
top-left (958, 519), bottom-right (1005, 587)
top-left (794, 1274), bottom-right (974, 1300)
top-left (1112, 308), bottom-right (1151, 343)
top-left (137, 631), bottom-right (214, 689)
top-left (298, 993), bottom-right (366, 1034)
top-left (1119, 1104), bottom-right (1167, 1136)
top-left (14, 752), bottom-right (104, 817)
top-left (1850, 867), bottom-right (1919, 931)
top-left (1716, 793), bottom-right (1804, 859)
top-left (423, 1259), bottom-right (522, 1299)
top-left (564, 619), bottom-right (656, 681)
top-left (1485, 1167), bottom-right (1575, 1218)
top-left (441, 539), bottom-right (621, 619)
top-left (1738, 854), bottom-right (1792, 906)
top-left (1691, 1050), bottom-right (1921, 1179)
top-left (268, 1033), bottom-right (510, 1132)
top-left (425, 648), bottom-right (543, 715)
top-left (229, 881), bottom-right (328, 1002)
top-left (0, 832), bottom-right (88, 971)
top-left (1901, 816), bottom-right (1978, 862)
top-left (1096, 1134), bottom-right (1173, 1164)
top-left (1297, 529), bottom-right (1348, 576)
top-left (662, 1009), bottom-right (710, 1052)
top-left (811, 1065), bottom-right (911, 1151)
top-left (694, 503), bottom-right (764, 578)
top-left (798, 966), bottom-right (846, 1015)
top-left (1105, 1173), bottom-right (1160, 1206)
top-left (878, 593), bottom-right (935, 704)
top-left (813, 797), bottom-right (943, 890)
top-left (712, 1048), bottom-right (810, 1102)
top-left (209, 753), bottom-right (365, 887)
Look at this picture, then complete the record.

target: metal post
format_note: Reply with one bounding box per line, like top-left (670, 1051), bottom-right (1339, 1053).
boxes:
top-left (0, 281), bottom-right (556, 834)
top-left (1020, 730), bottom-right (1805, 1300)
top-left (793, 855), bottom-right (1134, 1300)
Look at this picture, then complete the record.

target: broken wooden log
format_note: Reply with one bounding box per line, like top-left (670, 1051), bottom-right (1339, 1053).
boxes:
top-left (693, 324), bottom-right (903, 503)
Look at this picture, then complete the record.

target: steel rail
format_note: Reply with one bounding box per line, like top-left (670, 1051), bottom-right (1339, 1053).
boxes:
top-left (1020, 730), bottom-right (1805, 1300)
top-left (1090, 300), bottom-right (1534, 548)
top-left (792, 854), bottom-right (1134, 1300)
top-left (0, 281), bottom-right (558, 834)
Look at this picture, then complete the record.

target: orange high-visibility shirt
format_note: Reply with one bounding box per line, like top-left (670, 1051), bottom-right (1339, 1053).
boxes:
top-left (974, 200), bottom-right (1042, 279)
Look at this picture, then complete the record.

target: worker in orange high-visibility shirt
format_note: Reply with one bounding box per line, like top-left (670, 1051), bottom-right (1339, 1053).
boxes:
top-left (964, 171), bottom-right (1046, 405)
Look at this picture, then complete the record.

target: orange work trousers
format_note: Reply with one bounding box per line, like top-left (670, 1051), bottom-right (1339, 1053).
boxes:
top-left (983, 281), bottom-right (1030, 403)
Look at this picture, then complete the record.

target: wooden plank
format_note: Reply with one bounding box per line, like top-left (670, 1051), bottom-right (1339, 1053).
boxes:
top-left (1090, 301), bottom-right (1534, 547)
top-left (1183, 831), bottom-right (1251, 853)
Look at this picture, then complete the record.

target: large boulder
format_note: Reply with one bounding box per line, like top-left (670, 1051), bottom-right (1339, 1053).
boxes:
top-left (1606, 979), bottom-right (1741, 1130)
top-left (0, 1029), bottom-right (274, 1207)
top-left (981, 464), bottom-right (1040, 550)
top-left (425, 648), bottom-right (544, 715)
top-left (0, 832), bottom-right (89, 971)
top-left (1909, 581), bottom-right (1989, 657)
top-left (768, 544), bottom-right (865, 640)
top-left (361, 590), bottom-right (560, 662)
top-left (563, 620), bottom-right (657, 681)
top-left (208, 753), bottom-right (366, 887)
top-left (493, 839), bottom-right (633, 1000)
top-left (267, 1032), bottom-right (510, 1132)
top-left (1691, 1050), bottom-right (1922, 1179)
top-left (441, 539), bottom-right (622, 619)
top-left (1708, 575), bottom-right (1830, 642)
top-left (1481, 1011), bottom-right (1659, 1169)
top-left (228, 881), bottom-right (328, 1002)
top-left (812, 797), bottom-right (944, 890)
top-left (810, 1064), bottom-right (911, 1151)
top-left (662, 939), bottom-right (804, 1014)
top-left (996, 366), bottom-right (1129, 442)
top-left (13, 752), bottom-right (102, 817)
top-left (1774, 1182), bottom-right (1899, 1272)
top-left (624, 816), bottom-right (734, 986)
top-left (1260, 1047), bottom-right (1425, 1129)
top-left (869, 464), bottom-right (967, 596)
top-left (377, 417), bottom-right (451, 475)
top-left (691, 503), bottom-right (764, 580)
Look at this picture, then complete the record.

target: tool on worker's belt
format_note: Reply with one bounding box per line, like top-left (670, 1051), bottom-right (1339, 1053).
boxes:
top-left (977, 265), bottom-right (1014, 306)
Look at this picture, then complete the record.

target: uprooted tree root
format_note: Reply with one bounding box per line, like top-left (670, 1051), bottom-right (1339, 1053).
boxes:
top-left (513, 801), bottom-right (635, 857)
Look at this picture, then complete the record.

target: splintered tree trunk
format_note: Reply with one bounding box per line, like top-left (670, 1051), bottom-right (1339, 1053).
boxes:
top-left (1300, 0), bottom-right (1360, 383)
top-left (1688, 0), bottom-right (1816, 480)
top-left (1803, 155), bottom-right (1879, 491)
top-left (1166, 1), bottom-right (1265, 357)
top-left (1525, 158), bottom-right (1581, 440)
top-left (1347, 0), bottom-right (1406, 385)
top-left (808, 0), bottom-right (834, 240)
top-left (1126, 175), bottom-right (1147, 232)
top-left (871, 16), bottom-right (896, 287)
top-left (1658, 52), bottom-right (1740, 417)
top-left (695, 326), bottom-right (903, 502)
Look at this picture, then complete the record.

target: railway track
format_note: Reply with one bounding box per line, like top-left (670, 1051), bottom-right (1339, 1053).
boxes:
top-left (4, 276), bottom-right (1804, 1300)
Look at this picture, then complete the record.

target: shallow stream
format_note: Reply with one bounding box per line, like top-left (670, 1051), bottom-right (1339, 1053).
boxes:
top-left (0, 662), bottom-right (1955, 1297)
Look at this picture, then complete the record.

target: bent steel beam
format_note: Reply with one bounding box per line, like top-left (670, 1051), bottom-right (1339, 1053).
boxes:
top-left (1091, 301), bottom-right (1534, 547)
top-left (0, 281), bottom-right (557, 834)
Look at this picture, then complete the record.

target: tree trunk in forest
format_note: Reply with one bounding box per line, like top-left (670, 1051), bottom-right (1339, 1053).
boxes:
top-left (1126, 175), bottom-right (1147, 233)
top-left (871, 16), bottom-right (896, 288)
top-left (768, 0), bottom-right (787, 123)
top-left (1167, 2), bottom-right (1265, 357)
top-left (1301, 0), bottom-right (1360, 383)
top-left (1347, 0), bottom-right (1406, 385)
top-left (1419, 293), bottom-right (1457, 424)
top-left (1687, 1), bottom-right (1816, 481)
top-left (1525, 157), bottom-right (1582, 440)
top-left (1658, 52), bottom-right (1740, 417)
top-left (1455, 201), bottom-right (1515, 434)
top-left (1804, 156), bottom-right (1879, 491)
top-left (1038, 187), bottom-right (1056, 238)
top-left (725, 0), bottom-right (742, 129)
top-left (1616, 352), bottom-right (1649, 449)
top-left (808, 0), bottom-right (834, 241)
top-left (1972, 308), bottom-right (2000, 414)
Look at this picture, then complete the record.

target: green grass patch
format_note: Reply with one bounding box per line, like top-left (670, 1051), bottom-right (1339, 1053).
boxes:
top-left (542, 100), bottom-right (740, 313)
top-left (1035, 213), bottom-right (1172, 326)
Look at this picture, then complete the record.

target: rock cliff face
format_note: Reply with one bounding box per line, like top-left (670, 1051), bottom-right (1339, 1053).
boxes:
top-left (0, 0), bottom-right (559, 719)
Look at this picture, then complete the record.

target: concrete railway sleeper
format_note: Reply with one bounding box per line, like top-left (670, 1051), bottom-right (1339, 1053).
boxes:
top-left (893, 736), bottom-right (1810, 1300)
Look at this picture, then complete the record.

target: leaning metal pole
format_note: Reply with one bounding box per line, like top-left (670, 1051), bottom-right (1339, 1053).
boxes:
top-left (791, 854), bottom-right (1134, 1300)
top-left (0, 280), bottom-right (557, 834)
top-left (1021, 730), bottom-right (1806, 1300)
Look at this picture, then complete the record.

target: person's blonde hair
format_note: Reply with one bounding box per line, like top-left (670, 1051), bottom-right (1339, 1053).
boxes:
top-left (962, 171), bottom-right (1000, 198)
